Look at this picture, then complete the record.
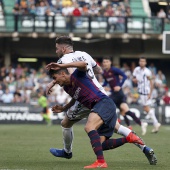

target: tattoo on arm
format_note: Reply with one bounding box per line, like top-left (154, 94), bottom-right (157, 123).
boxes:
top-left (93, 65), bottom-right (103, 74)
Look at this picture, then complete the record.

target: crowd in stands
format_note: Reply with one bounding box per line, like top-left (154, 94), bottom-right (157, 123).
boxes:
top-left (9, 0), bottom-right (132, 31)
top-left (12, 0), bottom-right (131, 17)
top-left (0, 63), bottom-right (71, 107)
top-left (0, 60), bottom-right (169, 107)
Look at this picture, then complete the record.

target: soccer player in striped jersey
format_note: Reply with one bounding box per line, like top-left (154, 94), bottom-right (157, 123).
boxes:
top-left (48, 61), bottom-right (145, 168)
top-left (102, 57), bottom-right (148, 134)
top-left (133, 57), bottom-right (161, 134)
top-left (46, 36), bottom-right (157, 165)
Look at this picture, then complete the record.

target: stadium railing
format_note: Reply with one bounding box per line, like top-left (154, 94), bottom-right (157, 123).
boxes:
top-left (0, 14), bottom-right (169, 34)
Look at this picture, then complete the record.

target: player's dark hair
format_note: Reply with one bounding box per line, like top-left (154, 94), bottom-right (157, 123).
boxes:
top-left (102, 56), bottom-right (112, 61)
top-left (49, 68), bottom-right (69, 78)
top-left (55, 35), bottom-right (73, 46)
top-left (139, 56), bottom-right (147, 60)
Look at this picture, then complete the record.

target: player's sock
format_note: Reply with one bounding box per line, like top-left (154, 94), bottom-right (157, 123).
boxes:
top-left (134, 143), bottom-right (146, 151)
top-left (88, 130), bottom-right (105, 163)
top-left (117, 125), bottom-right (131, 136)
top-left (42, 114), bottom-right (50, 123)
top-left (62, 126), bottom-right (74, 153)
top-left (123, 115), bottom-right (130, 126)
top-left (147, 109), bottom-right (158, 126)
top-left (102, 138), bottom-right (127, 151)
top-left (126, 111), bottom-right (141, 126)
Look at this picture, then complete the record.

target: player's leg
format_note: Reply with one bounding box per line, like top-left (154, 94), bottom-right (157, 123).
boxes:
top-left (50, 115), bottom-right (78, 159)
top-left (110, 91), bottom-right (131, 128)
top-left (50, 102), bottom-right (90, 159)
top-left (84, 112), bottom-right (107, 168)
top-left (84, 97), bottom-right (118, 168)
top-left (144, 105), bottom-right (161, 133)
top-left (119, 89), bottom-right (142, 128)
top-left (114, 121), bottom-right (157, 165)
top-left (120, 103), bottom-right (142, 128)
top-left (141, 95), bottom-right (161, 133)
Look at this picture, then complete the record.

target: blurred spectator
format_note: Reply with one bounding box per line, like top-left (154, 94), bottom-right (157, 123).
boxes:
top-left (15, 64), bottom-right (23, 79)
top-left (13, 3), bottom-right (21, 15)
top-left (0, 71), bottom-right (6, 82)
top-left (155, 8), bottom-right (166, 30)
top-left (162, 90), bottom-right (170, 104)
top-left (0, 84), bottom-right (3, 97)
top-left (130, 61), bottom-right (136, 73)
top-left (149, 63), bottom-right (157, 76)
top-left (62, 0), bottom-right (73, 7)
top-left (122, 70), bottom-right (133, 89)
top-left (36, 1), bottom-right (48, 16)
top-left (56, 88), bottom-right (70, 106)
top-left (121, 62), bottom-right (130, 73)
top-left (13, 89), bottom-right (22, 103)
top-left (155, 70), bottom-right (166, 86)
top-left (1, 88), bottom-right (14, 103)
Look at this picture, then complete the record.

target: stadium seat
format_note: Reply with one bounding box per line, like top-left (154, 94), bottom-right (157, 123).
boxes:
top-left (22, 20), bottom-right (34, 27)
top-left (82, 22), bottom-right (88, 28)
top-left (35, 20), bottom-right (47, 27)
top-left (145, 22), bottom-right (151, 29)
top-left (0, 20), bottom-right (5, 26)
top-left (99, 22), bottom-right (107, 28)
top-left (55, 20), bottom-right (66, 28)
top-left (91, 21), bottom-right (100, 29)
top-left (132, 21), bottom-right (142, 29)
top-left (0, 14), bottom-right (4, 19)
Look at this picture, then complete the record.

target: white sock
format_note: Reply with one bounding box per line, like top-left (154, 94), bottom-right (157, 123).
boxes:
top-left (117, 125), bottom-right (146, 151)
top-left (62, 126), bottom-right (74, 153)
top-left (117, 125), bottom-right (131, 136)
top-left (148, 109), bottom-right (158, 126)
top-left (134, 143), bottom-right (146, 151)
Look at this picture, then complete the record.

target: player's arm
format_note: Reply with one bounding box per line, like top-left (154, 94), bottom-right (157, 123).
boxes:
top-left (46, 80), bottom-right (56, 95)
top-left (102, 77), bottom-right (108, 87)
top-left (93, 64), bottom-right (103, 74)
top-left (52, 98), bottom-right (76, 113)
top-left (46, 61), bottom-right (87, 71)
top-left (112, 67), bottom-right (127, 86)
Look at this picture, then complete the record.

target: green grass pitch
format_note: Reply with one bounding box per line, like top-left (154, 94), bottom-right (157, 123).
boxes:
top-left (0, 124), bottom-right (170, 170)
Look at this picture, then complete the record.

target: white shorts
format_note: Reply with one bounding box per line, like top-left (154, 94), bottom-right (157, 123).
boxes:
top-left (66, 101), bottom-right (90, 120)
top-left (139, 94), bottom-right (152, 106)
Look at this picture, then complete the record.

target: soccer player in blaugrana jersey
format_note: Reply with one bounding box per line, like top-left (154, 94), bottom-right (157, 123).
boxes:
top-left (102, 57), bottom-right (148, 135)
top-left (45, 36), bottom-right (157, 166)
top-left (133, 57), bottom-right (161, 134)
top-left (48, 61), bottom-right (146, 169)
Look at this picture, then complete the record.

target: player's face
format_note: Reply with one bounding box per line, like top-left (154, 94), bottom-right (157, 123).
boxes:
top-left (139, 58), bottom-right (146, 68)
top-left (56, 43), bottom-right (65, 58)
top-left (52, 73), bottom-right (66, 87)
top-left (102, 59), bottom-right (111, 69)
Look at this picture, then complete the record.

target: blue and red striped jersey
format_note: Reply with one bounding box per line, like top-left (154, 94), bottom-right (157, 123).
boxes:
top-left (102, 67), bottom-right (127, 90)
top-left (64, 69), bottom-right (107, 109)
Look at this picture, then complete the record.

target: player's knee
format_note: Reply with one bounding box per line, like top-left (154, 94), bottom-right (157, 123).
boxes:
top-left (61, 119), bottom-right (72, 128)
top-left (84, 125), bottom-right (92, 133)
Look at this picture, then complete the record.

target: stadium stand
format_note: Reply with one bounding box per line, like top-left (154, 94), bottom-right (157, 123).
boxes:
top-left (0, 0), bottom-right (169, 34)
top-left (0, 0), bottom-right (5, 29)
top-left (130, 0), bottom-right (147, 17)
top-left (2, 0), bottom-right (15, 31)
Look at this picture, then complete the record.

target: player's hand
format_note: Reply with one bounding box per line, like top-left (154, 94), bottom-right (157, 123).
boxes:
top-left (52, 105), bottom-right (64, 113)
top-left (46, 81), bottom-right (55, 95)
top-left (46, 62), bottom-right (62, 70)
top-left (114, 86), bottom-right (121, 91)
